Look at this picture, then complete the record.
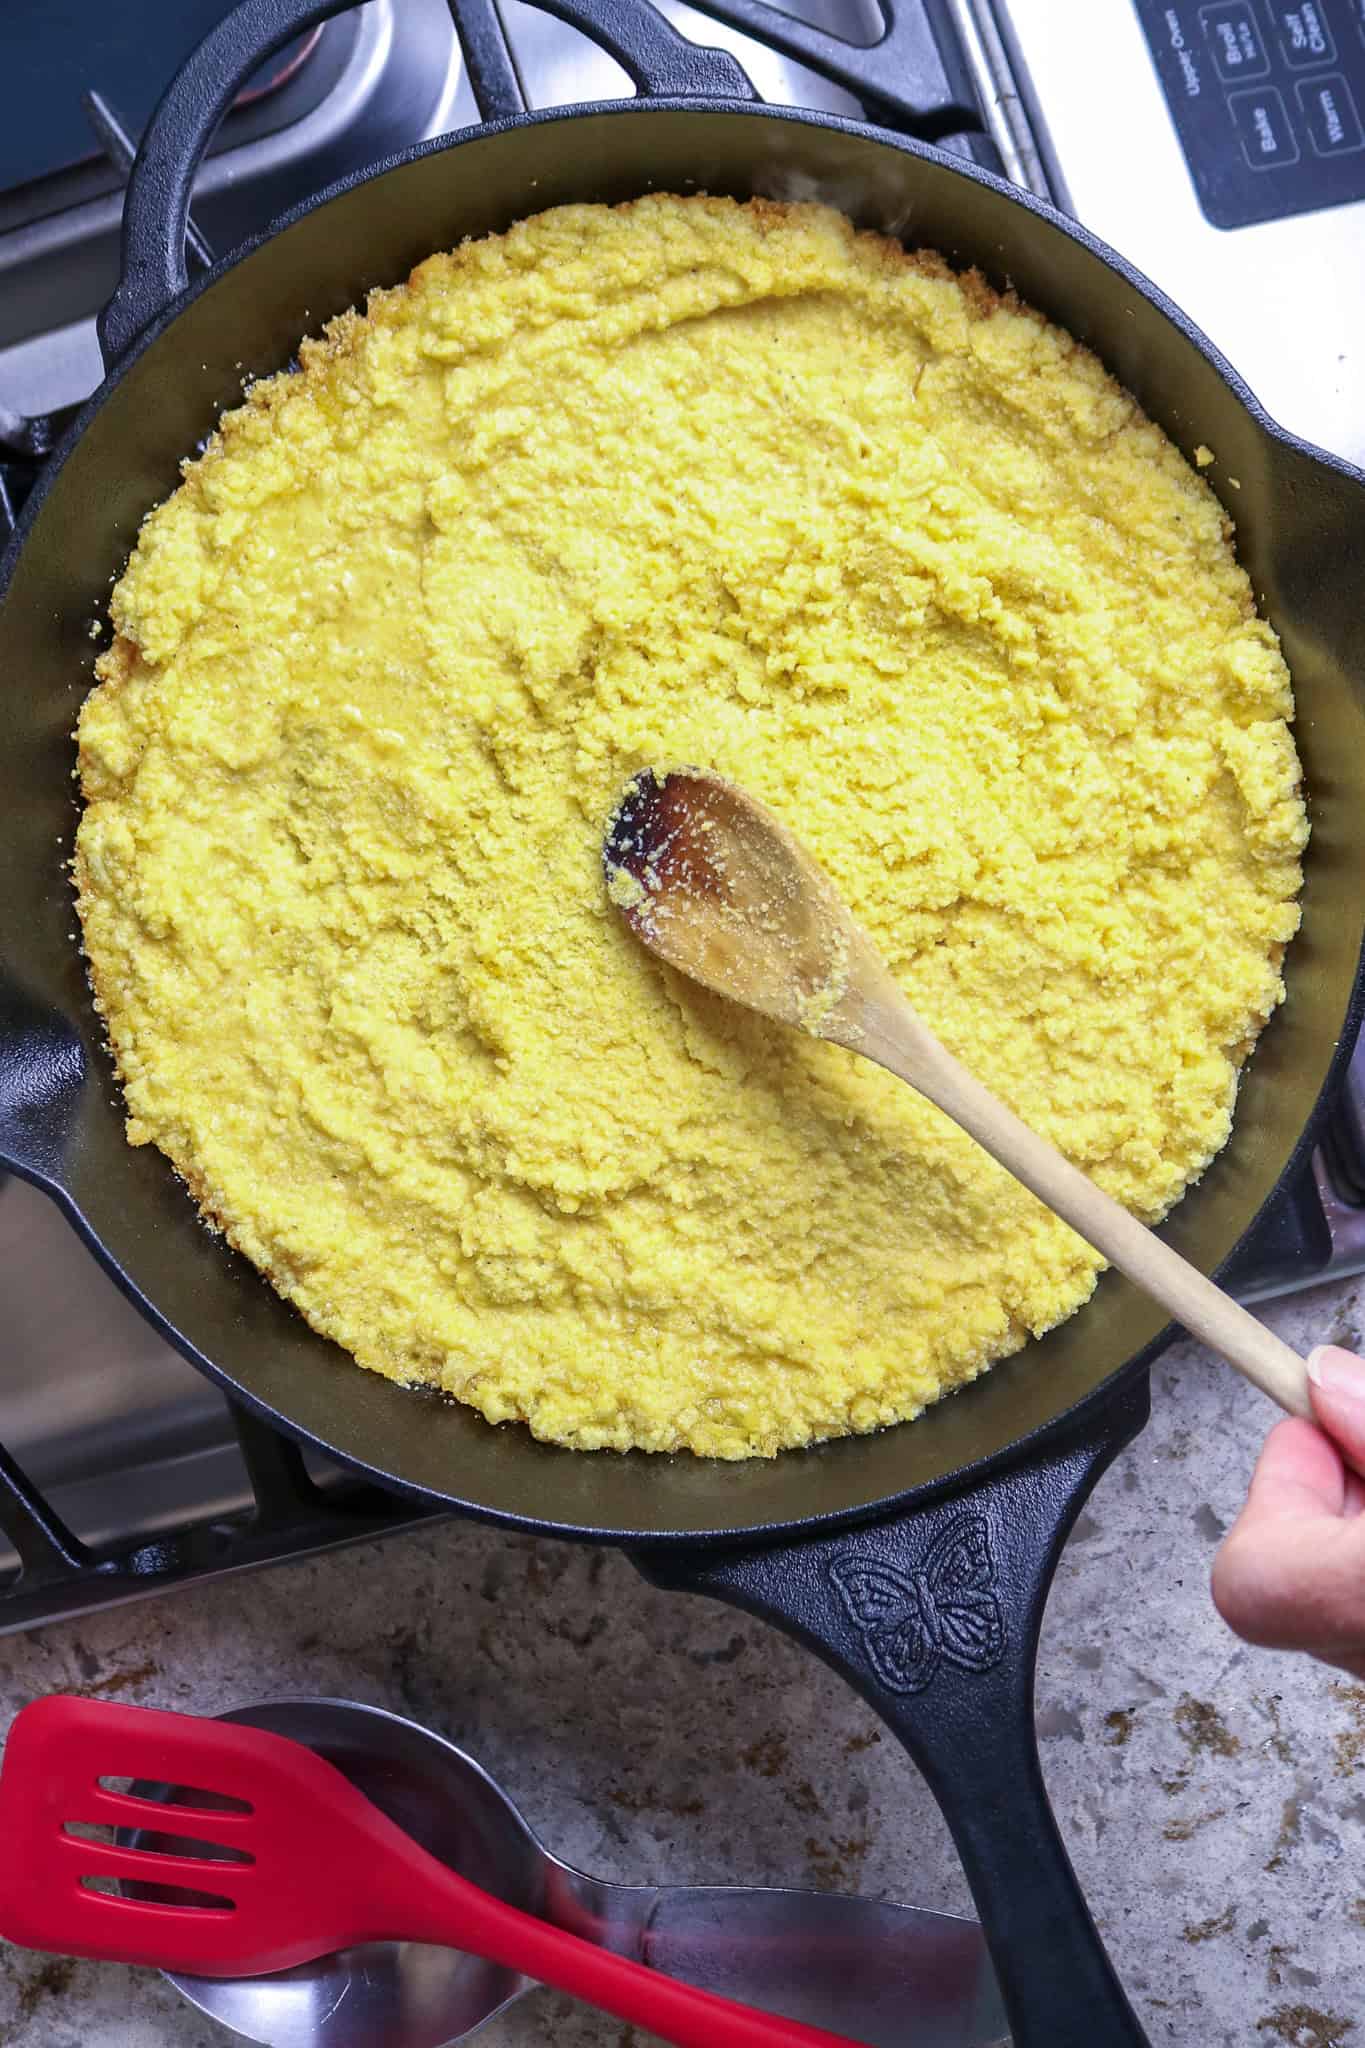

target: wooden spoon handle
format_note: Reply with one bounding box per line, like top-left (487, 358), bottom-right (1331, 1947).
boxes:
top-left (857, 991), bottom-right (1310, 1419)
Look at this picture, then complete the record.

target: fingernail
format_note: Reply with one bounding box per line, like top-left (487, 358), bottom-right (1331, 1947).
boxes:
top-left (1307, 1345), bottom-right (1365, 1396)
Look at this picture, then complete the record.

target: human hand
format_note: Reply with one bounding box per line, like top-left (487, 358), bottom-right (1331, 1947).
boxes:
top-left (1213, 1345), bottom-right (1365, 1679)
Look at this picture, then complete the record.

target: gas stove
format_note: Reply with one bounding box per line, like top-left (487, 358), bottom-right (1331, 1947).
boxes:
top-left (2, 0), bottom-right (1363, 1631)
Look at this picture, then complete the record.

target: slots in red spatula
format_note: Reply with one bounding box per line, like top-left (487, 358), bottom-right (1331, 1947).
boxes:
top-left (0, 1695), bottom-right (868, 2048)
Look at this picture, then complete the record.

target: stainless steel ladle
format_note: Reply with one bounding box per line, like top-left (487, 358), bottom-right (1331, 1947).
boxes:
top-left (162, 1697), bottom-right (1007, 2048)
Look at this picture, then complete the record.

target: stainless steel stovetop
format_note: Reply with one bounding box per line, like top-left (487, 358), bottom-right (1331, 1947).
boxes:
top-left (2, 0), bottom-right (1364, 1615)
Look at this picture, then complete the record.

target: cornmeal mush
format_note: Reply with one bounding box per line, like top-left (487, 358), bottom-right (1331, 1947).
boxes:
top-left (75, 197), bottom-right (1307, 1458)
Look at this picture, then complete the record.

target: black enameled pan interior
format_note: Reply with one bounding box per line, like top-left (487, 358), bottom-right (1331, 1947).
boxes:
top-left (2, 105), bottom-right (1363, 1540)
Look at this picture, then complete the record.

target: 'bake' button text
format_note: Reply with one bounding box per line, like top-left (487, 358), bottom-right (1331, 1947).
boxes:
top-left (1228, 84), bottom-right (1302, 166)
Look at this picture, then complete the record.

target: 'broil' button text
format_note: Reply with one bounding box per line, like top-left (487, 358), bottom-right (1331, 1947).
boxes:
top-left (1200, 2), bottom-right (1270, 80)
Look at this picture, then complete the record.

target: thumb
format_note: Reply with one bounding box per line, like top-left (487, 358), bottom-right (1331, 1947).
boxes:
top-left (1307, 1345), bottom-right (1365, 1478)
top-left (1213, 1391), bottom-right (1365, 1666)
top-left (1231, 1412), bottom-right (1349, 1525)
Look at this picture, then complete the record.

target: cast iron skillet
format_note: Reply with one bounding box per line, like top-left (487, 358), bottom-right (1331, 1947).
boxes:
top-left (2, 0), bottom-right (1364, 2038)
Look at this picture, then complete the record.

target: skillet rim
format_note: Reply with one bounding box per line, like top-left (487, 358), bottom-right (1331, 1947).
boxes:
top-left (3, 96), bottom-right (1364, 1548)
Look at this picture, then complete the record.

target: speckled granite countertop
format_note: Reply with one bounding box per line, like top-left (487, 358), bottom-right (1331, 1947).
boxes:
top-left (2, 1281), bottom-right (1363, 2048)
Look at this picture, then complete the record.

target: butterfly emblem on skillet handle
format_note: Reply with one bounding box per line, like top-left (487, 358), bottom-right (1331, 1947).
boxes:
top-left (635, 1371), bottom-right (1154, 2048)
top-left (828, 1513), bottom-right (1005, 1694)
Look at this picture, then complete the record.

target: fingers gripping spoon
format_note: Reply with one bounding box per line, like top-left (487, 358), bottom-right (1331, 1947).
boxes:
top-left (603, 769), bottom-right (1312, 1422)
top-left (0, 1696), bottom-right (879, 2048)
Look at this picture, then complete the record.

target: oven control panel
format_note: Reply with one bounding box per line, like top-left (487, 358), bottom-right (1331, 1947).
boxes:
top-left (1133, 0), bottom-right (1365, 225)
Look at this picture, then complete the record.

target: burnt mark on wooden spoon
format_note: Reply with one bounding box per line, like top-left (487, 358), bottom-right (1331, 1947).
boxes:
top-left (602, 769), bottom-right (734, 931)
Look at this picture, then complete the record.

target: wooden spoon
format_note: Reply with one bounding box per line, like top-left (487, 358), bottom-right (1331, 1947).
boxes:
top-left (603, 768), bottom-right (1310, 1419)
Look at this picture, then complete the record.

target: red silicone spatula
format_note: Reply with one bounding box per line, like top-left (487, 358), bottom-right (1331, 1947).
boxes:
top-left (0, 1696), bottom-right (869, 2047)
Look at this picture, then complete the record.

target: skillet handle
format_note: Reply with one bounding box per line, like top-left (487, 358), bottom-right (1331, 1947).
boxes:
top-left (636, 1371), bottom-right (1153, 2048)
top-left (98, 0), bottom-right (754, 369)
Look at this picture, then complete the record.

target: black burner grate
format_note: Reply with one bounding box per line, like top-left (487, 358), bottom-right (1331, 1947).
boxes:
top-left (0, 1400), bottom-right (440, 1635)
